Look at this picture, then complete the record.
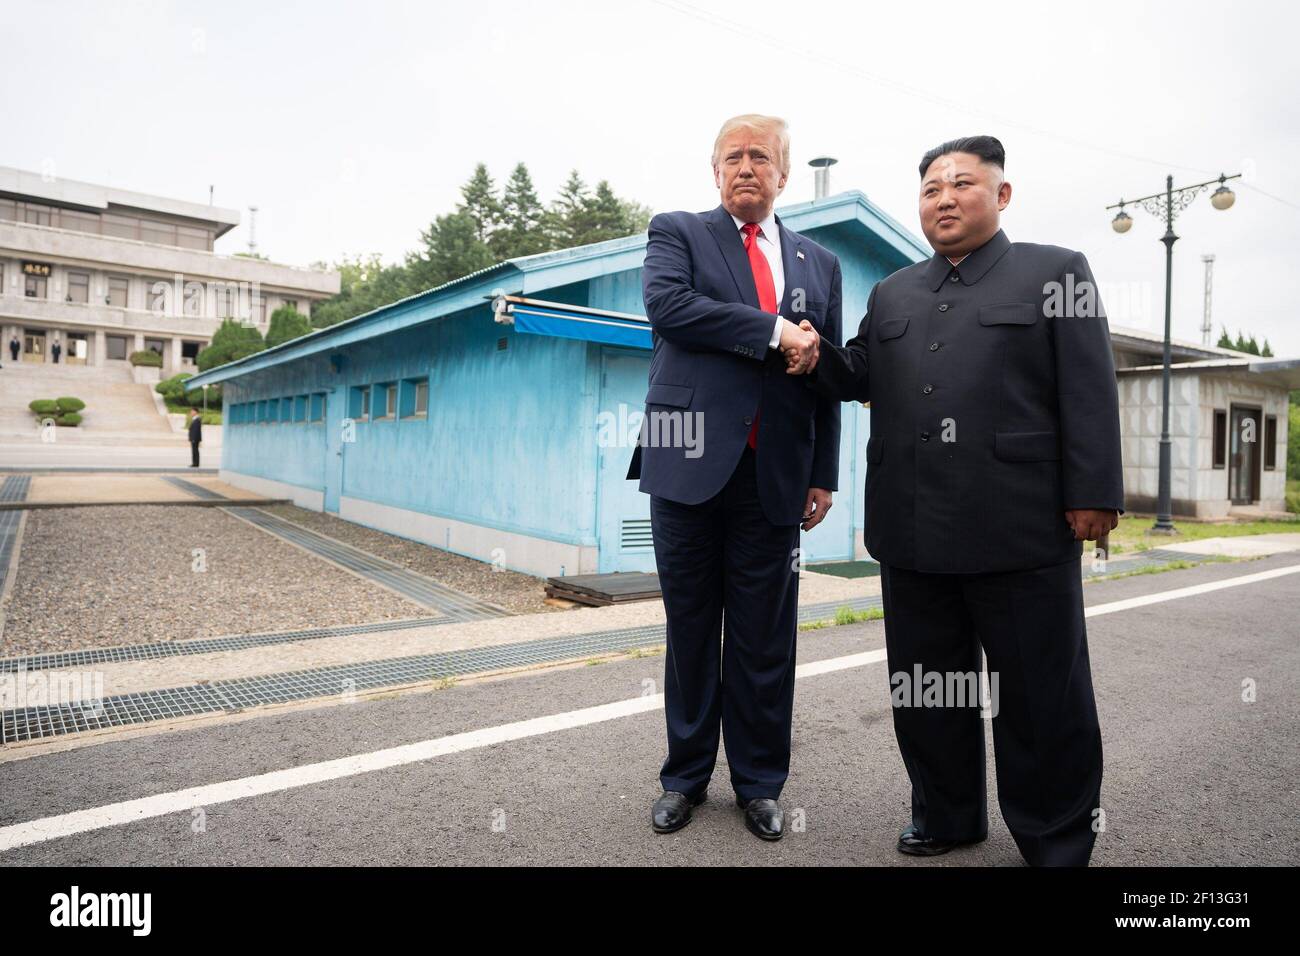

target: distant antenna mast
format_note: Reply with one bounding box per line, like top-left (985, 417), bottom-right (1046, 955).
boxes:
top-left (1201, 254), bottom-right (1215, 345)
top-left (208, 184), bottom-right (214, 206)
top-left (247, 205), bottom-right (259, 256)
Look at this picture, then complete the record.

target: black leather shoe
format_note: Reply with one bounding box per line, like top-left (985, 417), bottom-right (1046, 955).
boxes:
top-left (896, 824), bottom-right (985, 856)
top-left (736, 796), bottom-right (785, 841)
top-left (651, 789), bottom-right (706, 834)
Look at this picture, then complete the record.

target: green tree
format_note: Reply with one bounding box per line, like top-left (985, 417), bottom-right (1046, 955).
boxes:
top-left (265, 305), bottom-right (312, 347)
top-left (493, 163), bottom-right (549, 259)
top-left (459, 163), bottom-right (503, 245)
top-left (1217, 326), bottom-right (1234, 349)
top-left (410, 210), bottom-right (497, 291)
top-left (310, 163), bottom-right (653, 326)
top-left (197, 318), bottom-right (266, 371)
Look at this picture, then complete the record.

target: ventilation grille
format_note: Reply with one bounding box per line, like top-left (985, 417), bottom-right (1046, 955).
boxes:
top-left (620, 518), bottom-right (653, 550)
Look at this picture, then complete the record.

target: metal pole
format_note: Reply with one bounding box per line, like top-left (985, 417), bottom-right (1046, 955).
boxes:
top-left (1153, 174), bottom-right (1178, 533)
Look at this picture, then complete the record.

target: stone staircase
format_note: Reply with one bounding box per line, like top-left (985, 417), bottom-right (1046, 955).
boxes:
top-left (0, 361), bottom-right (183, 442)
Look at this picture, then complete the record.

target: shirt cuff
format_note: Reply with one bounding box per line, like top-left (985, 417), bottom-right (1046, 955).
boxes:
top-left (768, 315), bottom-right (784, 350)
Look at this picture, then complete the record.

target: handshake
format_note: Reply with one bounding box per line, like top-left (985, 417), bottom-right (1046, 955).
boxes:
top-left (780, 318), bottom-right (820, 375)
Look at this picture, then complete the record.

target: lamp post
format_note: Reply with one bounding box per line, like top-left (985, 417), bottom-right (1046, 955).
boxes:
top-left (1106, 172), bottom-right (1241, 533)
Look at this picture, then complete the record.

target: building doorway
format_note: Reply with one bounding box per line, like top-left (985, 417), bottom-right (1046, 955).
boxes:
top-left (1228, 403), bottom-right (1262, 505)
top-left (65, 332), bottom-right (89, 365)
top-left (23, 328), bottom-right (46, 362)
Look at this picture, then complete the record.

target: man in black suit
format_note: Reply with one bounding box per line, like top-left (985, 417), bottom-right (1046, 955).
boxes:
top-left (9, 336), bottom-right (20, 362)
top-left (187, 408), bottom-right (202, 467)
top-left (630, 114), bottom-right (839, 841)
top-left (790, 136), bottom-right (1121, 866)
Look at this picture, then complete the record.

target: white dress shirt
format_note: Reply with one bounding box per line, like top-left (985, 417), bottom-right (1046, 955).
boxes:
top-left (730, 211), bottom-right (786, 349)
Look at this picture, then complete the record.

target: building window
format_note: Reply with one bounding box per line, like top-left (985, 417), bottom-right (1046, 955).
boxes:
top-left (102, 213), bottom-right (139, 240)
top-left (23, 204), bottom-right (52, 226)
top-left (281, 397), bottom-right (294, 421)
top-left (294, 395), bottom-right (307, 422)
top-left (105, 335), bottom-right (129, 361)
top-left (67, 271), bottom-right (90, 304)
top-left (25, 274), bottom-right (47, 299)
top-left (107, 275), bottom-right (129, 308)
top-left (310, 393), bottom-right (325, 423)
top-left (1212, 409), bottom-right (1227, 469)
top-left (251, 296), bottom-right (266, 324)
top-left (1264, 415), bottom-right (1277, 470)
top-left (400, 378), bottom-right (428, 418)
top-left (349, 386), bottom-right (370, 421)
top-left (282, 298), bottom-right (298, 313)
top-left (372, 383), bottom-right (396, 421)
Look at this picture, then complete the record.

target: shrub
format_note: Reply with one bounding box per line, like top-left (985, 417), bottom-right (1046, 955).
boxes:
top-left (265, 306), bottom-right (312, 348)
top-left (56, 412), bottom-right (82, 427)
top-left (56, 397), bottom-right (85, 413)
top-left (129, 349), bottom-right (164, 367)
top-left (29, 399), bottom-right (59, 415)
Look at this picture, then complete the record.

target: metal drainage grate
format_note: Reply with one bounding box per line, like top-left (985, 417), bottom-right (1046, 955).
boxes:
top-left (0, 475), bottom-right (32, 502)
top-left (160, 475), bottom-right (224, 500)
top-left (226, 506), bottom-right (509, 621)
top-left (1, 622), bottom-right (677, 744)
top-left (0, 616), bottom-right (451, 674)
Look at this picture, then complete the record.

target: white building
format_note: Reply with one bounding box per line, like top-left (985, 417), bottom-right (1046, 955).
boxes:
top-left (0, 166), bottom-right (339, 375)
top-left (1111, 326), bottom-right (1297, 517)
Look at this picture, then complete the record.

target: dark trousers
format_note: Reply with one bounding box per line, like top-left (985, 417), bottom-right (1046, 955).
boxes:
top-left (880, 559), bottom-right (1103, 866)
top-left (651, 445), bottom-right (801, 802)
top-left (190, 440), bottom-right (200, 467)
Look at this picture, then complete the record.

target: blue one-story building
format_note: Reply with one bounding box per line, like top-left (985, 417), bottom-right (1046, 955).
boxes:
top-left (185, 190), bottom-right (929, 577)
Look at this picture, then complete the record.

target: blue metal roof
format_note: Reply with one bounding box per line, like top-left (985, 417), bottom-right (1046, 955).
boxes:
top-left (185, 190), bottom-right (928, 388)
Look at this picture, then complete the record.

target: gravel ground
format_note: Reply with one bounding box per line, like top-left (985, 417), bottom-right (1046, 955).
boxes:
top-left (0, 505), bottom-right (429, 657)
top-left (259, 503), bottom-right (560, 616)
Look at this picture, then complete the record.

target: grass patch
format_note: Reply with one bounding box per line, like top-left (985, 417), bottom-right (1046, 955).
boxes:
top-left (800, 605), bottom-right (884, 630)
top-left (1108, 514), bottom-right (1299, 554)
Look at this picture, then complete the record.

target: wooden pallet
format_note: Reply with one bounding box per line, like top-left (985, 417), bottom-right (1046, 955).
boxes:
top-left (544, 571), bottom-right (661, 607)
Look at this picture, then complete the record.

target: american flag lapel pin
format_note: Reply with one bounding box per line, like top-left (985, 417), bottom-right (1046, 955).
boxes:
top-left (796, 249), bottom-right (805, 259)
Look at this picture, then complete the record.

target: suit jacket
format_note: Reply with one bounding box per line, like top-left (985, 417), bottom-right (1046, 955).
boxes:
top-left (188, 416), bottom-right (202, 442)
top-left (809, 228), bottom-right (1123, 573)
top-left (628, 204), bottom-right (842, 525)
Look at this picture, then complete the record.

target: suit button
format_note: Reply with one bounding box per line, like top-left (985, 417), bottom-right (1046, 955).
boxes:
top-left (920, 431), bottom-right (931, 441)
top-left (744, 416), bottom-right (753, 425)
top-left (949, 273), bottom-right (959, 282)
top-left (938, 303), bottom-right (949, 312)
top-left (922, 384), bottom-right (934, 394)
top-left (929, 342), bottom-right (940, 351)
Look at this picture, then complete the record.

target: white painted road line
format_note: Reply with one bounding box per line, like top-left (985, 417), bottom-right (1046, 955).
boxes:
top-left (1, 561), bottom-right (1296, 853)
top-left (1083, 563), bottom-right (1300, 618)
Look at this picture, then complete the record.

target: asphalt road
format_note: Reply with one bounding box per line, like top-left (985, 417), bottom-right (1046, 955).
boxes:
top-left (1, 553), bottom-right (1297, 866)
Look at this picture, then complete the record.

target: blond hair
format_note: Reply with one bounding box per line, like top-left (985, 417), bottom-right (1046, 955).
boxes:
top-left (711, 114), bottom-right (791, 177)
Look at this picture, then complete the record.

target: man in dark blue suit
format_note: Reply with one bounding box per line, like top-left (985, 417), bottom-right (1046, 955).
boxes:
top-left (790, 136), bottom-right (1122, 865)
top-left (628, 114), bottom-right (841, 841)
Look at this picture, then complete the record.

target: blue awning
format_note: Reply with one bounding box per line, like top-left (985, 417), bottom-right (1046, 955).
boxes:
top-left (497, 296), bottom-right (652, 350)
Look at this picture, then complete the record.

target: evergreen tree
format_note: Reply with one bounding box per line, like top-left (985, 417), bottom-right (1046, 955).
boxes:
top-left (493, 163), bottom-right (549, 259)
top-left (459, 163), bottom-right (503, 245)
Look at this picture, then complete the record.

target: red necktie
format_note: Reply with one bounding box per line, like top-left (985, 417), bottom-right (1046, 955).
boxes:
top-left (741, 222), bottom-right (778, 450)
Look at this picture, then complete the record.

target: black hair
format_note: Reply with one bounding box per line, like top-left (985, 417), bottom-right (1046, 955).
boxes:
top-left (918, 135), bottom-right (1005, 178)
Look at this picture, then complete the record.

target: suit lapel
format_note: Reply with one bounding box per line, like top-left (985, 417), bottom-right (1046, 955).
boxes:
top-left (705, 204), bottom-right (760, 309)
top-left (775, 213), bottom-right (805, 321)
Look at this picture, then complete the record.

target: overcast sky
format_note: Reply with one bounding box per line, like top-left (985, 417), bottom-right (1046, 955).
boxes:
top-left (4, 0), bottom-right (1298, 352)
